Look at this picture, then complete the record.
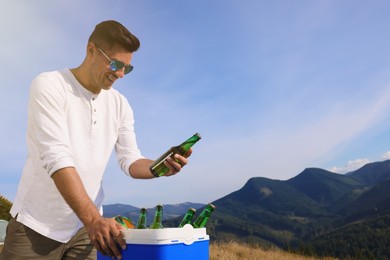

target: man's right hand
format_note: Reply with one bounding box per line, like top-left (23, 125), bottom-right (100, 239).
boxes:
top-left (86, 216), bottom-right (127, 259)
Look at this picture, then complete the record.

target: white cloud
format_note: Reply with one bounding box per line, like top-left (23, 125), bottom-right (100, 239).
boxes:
top-left (329, 158), bottom-right (371, 174)
top-left (382, 151), bottom-right (390, 160)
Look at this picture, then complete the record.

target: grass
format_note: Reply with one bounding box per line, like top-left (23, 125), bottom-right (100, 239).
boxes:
top-left (210, 241), bottom-right (334, 260)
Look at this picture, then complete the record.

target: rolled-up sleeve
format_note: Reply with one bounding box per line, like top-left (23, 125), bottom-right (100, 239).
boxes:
top-left (28, 73), bottom-right (75, 176)
top-left (115, 96), bottom-right (144, 176)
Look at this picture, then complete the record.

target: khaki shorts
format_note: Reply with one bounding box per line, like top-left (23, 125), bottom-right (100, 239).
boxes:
top-left (0, 217), bottom-right (96, 260)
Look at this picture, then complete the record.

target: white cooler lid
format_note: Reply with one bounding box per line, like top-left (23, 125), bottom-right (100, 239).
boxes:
top-left (120, 224), bottom-right (209, 245)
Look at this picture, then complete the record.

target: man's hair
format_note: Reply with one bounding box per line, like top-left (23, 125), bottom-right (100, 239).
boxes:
top-left (88, 20), bottom-right (140, 52)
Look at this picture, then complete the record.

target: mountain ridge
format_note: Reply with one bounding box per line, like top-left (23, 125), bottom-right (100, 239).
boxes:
top-left (206, 159), bottom-right (390, 258)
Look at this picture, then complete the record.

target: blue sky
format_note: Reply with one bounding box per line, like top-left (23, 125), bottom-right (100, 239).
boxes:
top-left (1, 1), bottom-right (390, 208)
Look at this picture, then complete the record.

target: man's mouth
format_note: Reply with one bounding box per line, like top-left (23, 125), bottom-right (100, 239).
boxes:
top-left (108, 75), bottom-right (117, 82)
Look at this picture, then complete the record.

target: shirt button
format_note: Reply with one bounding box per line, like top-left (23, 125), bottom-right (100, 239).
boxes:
top-left (92, 97), bottom-right (95, 101)
top-left (94, 109), bottom-right (96, 112)
top-left (94, 121), bottom-right (97, 124)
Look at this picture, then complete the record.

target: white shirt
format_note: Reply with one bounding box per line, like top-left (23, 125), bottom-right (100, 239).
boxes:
top-left (10, 69), bottom-right (144, 242)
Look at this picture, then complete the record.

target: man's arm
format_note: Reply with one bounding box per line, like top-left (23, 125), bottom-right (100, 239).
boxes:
top-left (51, 167), bottom-right (126, 259)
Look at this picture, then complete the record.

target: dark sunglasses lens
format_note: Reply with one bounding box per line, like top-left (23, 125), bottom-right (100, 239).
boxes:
top-left (109, 60), bottom-right (133, 74)
top-left (109, 61), bottom-right (124, 71)
top-left (124, 65), bottom-right (133, 74)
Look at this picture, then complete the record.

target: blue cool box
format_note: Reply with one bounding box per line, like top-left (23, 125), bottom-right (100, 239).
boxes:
top-left (97, 225), bottom-right (209, 260)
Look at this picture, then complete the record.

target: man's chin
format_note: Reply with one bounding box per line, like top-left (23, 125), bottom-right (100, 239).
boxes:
top-left (102, 85), bottom-right (113, 91)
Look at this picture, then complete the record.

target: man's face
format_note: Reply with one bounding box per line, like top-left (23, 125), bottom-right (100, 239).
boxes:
top-left (91, 43), bottom-right (133, 92)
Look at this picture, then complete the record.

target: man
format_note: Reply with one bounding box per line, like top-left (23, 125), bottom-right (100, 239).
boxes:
top-left (1, 20), bottom-right (191, 260)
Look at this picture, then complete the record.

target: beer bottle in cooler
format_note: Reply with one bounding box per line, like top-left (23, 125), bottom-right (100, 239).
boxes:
top-left (193, 203), bottom-right (215, 228)
top-left (114, 215), bottom-right (134, 229)
top-left (178, 208), bottom-right (196, 228)
top-left (136, 208), bottom-right (148, 229)
top-left (149, 204), bottom-right (164, 229)
top-left (149, 133), bottom-right (201, 177)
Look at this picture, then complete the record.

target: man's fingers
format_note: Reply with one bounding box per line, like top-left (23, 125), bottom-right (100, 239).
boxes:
top-left (113, 231), bottom-right (127, 250)
top-left (105, 236), bottom-right (122, 259)
top-left (184, 148), bottom-right (193, 158)
top-left (93, 237), bottom-right (115, 257)
top-left (89, 223), bottom-right (125, 259)
top-left (92, 240), bottom-right (104, 256)
top-left (116, 235), bottom-right (127, 250)
top-left (165, 158), bottom-right (181, 174)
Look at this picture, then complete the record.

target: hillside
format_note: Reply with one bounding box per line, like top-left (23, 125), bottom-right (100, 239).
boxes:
top-left (347, 160), bottom-right (390, 185)
top-left (337, 179), bottom-right (390, 221)
top-left (287, 168), bottom-right (364, 210)
top-left (205, 160), bottom-right (390, 259)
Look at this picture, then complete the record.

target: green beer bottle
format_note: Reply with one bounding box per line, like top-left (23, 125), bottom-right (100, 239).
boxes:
top-left (149, 133), bottom-right (202, 177)
top-left (136, 208), bottom-right (148, 229)
top-left (178, 208), bottom-right (196, 227)
top-left (193, 203), bottom-right (216, 228)
top-left (149, 204), bottom-right (164, 229)
top-left (114, 215), bottom-right (134, 229)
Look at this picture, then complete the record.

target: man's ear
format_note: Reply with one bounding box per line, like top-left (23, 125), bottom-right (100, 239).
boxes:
top-left (87, 42), bottom-right (96, 57)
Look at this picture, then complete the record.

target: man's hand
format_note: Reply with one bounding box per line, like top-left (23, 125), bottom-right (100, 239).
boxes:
top-left (163, 148), bottom-right (192, 176)
top-left (85, 217), bottom-right (126, 259)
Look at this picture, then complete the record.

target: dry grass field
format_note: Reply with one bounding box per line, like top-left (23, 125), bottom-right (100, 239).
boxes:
top-left (210, 241), bottom-right (335, 260)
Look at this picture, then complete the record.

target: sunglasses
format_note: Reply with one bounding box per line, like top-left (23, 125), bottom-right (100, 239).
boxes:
top-left (98, 47), bottom-right (134, 75)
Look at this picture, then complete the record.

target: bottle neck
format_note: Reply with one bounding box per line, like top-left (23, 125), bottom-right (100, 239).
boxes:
top-left (138, 216), bottom-right (146, 223)
top-left (182, 140), bottom-right (196, 149)
top-left (154, 207), bottom-right (163, 222)
top-left (154, 214), bottom-right (162, 223)
top-left (180, 135), bottom-right (201, 150)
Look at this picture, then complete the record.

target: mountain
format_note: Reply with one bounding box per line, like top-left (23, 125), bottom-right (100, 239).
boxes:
top-left (103, 204), bottom-right (139, 218)
top-left (288, 168), bottom-right (363, 206)
top-left (287, 168), bottom-right (366, 212)
top-left (347, 160), bottom-right (390, 185)
top-left (338, 179), bottom-right (390, 220)
top-left (205, 159), bottom-right (390, 259)
top-left (102, 202), bottom-right (205, 225)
